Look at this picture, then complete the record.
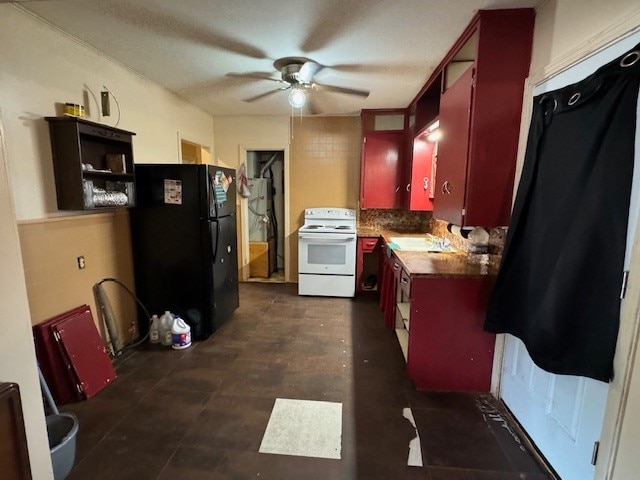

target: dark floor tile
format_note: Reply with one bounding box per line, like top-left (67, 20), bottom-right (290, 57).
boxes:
top-left (280, 370), bottom-right (351, 403)
top-left (61, 396), bottom-right (137, 463)
top-left (343, 406), bottom-right (422, 470)
top-left (156, 445), bottom-right (226, 480)
top-left (213, 450), bottom-right (351, 480)
top-left (407, 391), bottom-right (487, 412)
top-left (354, 461), bottom-right (431, 480)
top-left (104, 388), bottom-right (210, 445)
top-left (65, 283), bottom-right (550, 480)
top-left (67, 434), bottom-right (174, 480)
top-left (181, 395), bottom-right (274, 452)
top-left (216, 364), bottom-right (287, 397)
top-left (155, 365), bottom-right (225, 393)
top-left (413, 408), bottom-right (513, 471)
top-left (473, 397), bottom-right (549, 475)
top-left (428, 466), bottom-right (550, 479)
top-left (191, 337), bottom-right (247, 359)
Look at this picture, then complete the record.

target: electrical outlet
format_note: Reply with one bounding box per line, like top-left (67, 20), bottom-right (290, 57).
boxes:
top-left (77, 256), bottom-right (86, 269)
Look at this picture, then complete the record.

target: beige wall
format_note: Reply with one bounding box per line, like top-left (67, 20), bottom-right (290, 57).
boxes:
top-left (212, 116), bottom-right (361, 282)
top-left (289, 117), bottom-right (361, 279)
top-left (0, 121), bottom-right (53, 477)
top-left (522, 1), bottom-right (640, 478)
top-left (0, 5), bottom-right (214, 221)
top-left (0, 6), bottom-right (216, 476)
top-left (212, 116), bottom-right (291, 279)
top-left (19, 212), bottom-right (136, 344)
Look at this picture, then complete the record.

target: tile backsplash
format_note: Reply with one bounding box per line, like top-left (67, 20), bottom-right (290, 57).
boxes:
top-left (359, 209), bottom-right (507, 262)
top-left (430, 218), bottom-right (507, 255)
top-left (358, 209), bottom-right (431, 232)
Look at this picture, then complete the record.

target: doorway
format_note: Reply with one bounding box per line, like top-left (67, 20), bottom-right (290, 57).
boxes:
top-left (245, 150), bottom-right (285, 283)
top-left (180, 138), bottom-right (211, 164)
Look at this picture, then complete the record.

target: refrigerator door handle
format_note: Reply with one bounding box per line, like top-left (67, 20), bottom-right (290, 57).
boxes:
top-left (208, 172), bottom-right (219, 218)
top-left (212, 220), bottom-right (220, 264)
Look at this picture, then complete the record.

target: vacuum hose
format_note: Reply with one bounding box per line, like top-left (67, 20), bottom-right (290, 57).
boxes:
top-left (93, 278), bottom-right (152, 356)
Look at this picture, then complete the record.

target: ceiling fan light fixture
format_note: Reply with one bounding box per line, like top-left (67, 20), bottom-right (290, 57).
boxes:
top-left (288, 88), bottom-right (306, 108)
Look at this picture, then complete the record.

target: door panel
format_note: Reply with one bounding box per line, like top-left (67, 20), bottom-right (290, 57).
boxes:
top-left (211, 215), bottom-right (239, 331)
top-left (499, 34), bottom-right (640, 480)
top-left (208, 166), bottom-right (236, 218)
top-left (502, 336), bottom-right (608, 480)
top-left (409, 136), bottom-right (434, 211)
top-left (434, 66), bottom-right (474, 225)
top-left (360, 132), bottom-right (404, 209)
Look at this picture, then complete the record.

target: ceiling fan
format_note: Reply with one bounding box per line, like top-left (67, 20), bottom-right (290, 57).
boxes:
top-left (227, 57), bottom-right (370, 111)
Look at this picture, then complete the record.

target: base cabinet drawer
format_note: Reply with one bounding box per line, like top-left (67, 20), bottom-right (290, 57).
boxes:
top-left (357, 237), bottom-right (380, 293)
top-left (400, 268), bottom-right (411, 297)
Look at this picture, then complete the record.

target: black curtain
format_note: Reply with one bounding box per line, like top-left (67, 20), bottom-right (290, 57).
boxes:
top-left (485, 44), bottom-right (640, 382)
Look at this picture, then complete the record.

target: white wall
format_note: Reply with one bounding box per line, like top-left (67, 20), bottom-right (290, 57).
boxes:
top-left (0, 117), bottom-right (53, 478)
top-left (0, 5), bottom-right (214, 220)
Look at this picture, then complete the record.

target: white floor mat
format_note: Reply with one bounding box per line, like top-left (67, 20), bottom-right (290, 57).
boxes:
top-left (259, 398), bottom-right (343, 459)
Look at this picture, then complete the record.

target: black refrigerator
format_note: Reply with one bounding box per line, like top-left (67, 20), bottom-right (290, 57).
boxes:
top-left (130, 164), bottom-right (239, 340)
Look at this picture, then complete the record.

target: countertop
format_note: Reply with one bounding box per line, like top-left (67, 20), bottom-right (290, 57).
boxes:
top-left (391, 250), bottom-right (498, 278)
top-left (359, 228), bottom-right (499, 278)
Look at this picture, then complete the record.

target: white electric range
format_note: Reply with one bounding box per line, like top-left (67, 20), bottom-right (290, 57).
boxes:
top-left (298, 208), bottom-right (357, 297)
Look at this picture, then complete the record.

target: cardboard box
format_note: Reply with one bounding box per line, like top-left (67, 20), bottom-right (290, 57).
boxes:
top-left (249, 242), bottom-right (270, 278)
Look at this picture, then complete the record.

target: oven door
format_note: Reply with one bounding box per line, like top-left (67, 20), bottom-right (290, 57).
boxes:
top-left (298, 232), bottom-right (356, 275)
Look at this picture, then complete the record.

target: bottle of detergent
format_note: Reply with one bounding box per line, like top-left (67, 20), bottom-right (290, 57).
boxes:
top-left (171, 316), bottom-right (192, 350)
top-left (149, 314), bottom-right (160, 344)
top-left (159, 311), bottom-right (174, 346)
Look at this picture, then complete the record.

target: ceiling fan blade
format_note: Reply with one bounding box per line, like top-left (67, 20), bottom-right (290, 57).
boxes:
top-left (312, 83), bottom-right (370, 98)
top-left (243, 87), bottom-right (290, 103)
top-left (97, 4), bottom-right (267, 59)
top-left (226, 72), bottom-right (287, 84)
top-left (300, 0), bottom-right (376, 53)
top-left (299, 61), bottom-right (323, 83)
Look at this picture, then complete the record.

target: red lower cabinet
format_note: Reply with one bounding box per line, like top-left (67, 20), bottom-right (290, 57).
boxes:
top-left (357, 237), bottom-right (380, 293)
top-left (407, 276), bottom-right (496, 392)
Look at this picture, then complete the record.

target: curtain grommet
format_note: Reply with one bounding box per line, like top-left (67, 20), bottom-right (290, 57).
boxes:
top-left (568, 93), bottom-right (581, 106)
top-left (620, 51), bottom-right (640, 68)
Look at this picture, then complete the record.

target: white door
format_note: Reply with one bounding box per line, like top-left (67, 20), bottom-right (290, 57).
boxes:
top-left (500, 31), bottom-right (640, 480)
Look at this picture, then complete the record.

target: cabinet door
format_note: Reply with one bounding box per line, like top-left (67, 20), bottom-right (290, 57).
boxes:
top-left (409, 136), bottom-right (435, 211)
top-left (434, 66), bottom-right (474, 225)
top-left (360, 132), bottom-right (404, 209)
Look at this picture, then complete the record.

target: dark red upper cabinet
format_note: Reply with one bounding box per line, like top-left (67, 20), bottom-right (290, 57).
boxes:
top-left (435, 66), bottom-right (474, 224)
top-left (409, 128), bottom-right (436, 211)
top-left (360, 110), bottom-right (407, 209)
top-left (420, 9), bottom-right (535, 227)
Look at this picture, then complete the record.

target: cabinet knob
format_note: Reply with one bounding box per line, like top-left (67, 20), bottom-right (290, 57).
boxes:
top-left (406, 183), bottom-right (411, 192)
top-left (423, 177), bottom-right (429, 191)
top-left (442, 181), bottom-right (452, 194)
top-left (393, 263), bottom-right (401, 270)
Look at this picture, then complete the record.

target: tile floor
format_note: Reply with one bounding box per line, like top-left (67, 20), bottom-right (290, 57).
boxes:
top-left (62, 283), bottom-right (552, 479)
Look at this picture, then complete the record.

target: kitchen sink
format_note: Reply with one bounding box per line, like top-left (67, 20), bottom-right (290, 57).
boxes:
top-left (389, 235), bottom-right (455, 252)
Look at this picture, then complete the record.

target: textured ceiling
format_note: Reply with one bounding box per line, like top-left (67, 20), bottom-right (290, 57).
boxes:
top-left (21, 0), bottom-right (538, 116)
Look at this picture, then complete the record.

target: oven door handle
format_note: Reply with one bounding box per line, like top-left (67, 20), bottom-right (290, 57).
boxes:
top-left (299, 234), bottom-right (355, 242)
